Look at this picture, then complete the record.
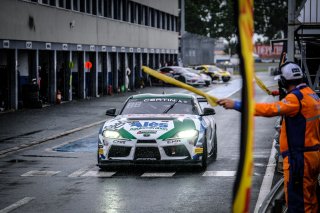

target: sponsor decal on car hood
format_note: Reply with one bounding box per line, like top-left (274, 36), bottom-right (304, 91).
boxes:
top-left (102, 114), bottom-right (200, 139)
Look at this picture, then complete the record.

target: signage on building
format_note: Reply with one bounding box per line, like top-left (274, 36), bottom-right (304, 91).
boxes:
top-left (144, 48), bottom-right (148, 53)
top-left (62, 44), bottom-right (68, 50)
top-left (121, 47), bottom-right (125, 52)
top-left (137, 48), bottom-right (141, 53)
top-left (90, 45), bottom-right (95, 51)
top-left (26, 41), bottom-right (32, 49)
top-left (129, 48), bottom-right (133, 53)
top-left (254, 44), bottom-right (283, 58)
top-left (77, 44), bottom-right (82, 51)
top-left (112, 46), bottom-right (116, 52)
top-left (3, 40), bottom-right (9, 48)
top-left (101, 46), bottom-right (107, 52)
top-left (46, 43), bottom-right (51, 50)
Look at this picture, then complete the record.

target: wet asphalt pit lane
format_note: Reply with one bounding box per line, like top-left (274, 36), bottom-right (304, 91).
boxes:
top-left (53, 135), bottom-right (97, 153)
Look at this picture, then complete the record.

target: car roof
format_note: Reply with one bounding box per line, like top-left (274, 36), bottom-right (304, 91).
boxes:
top-left (131, 93), bottom-right (195, 100)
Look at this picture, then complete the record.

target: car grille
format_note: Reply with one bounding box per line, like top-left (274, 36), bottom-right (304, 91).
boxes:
top-left (163, 145), bottom-right (190, 158)
top-left (108, 146), bottom-right (131, 158)
top-left (137, 140), bottom-right (157, 144)
top-left (134, 147), bottom-right (161, 160)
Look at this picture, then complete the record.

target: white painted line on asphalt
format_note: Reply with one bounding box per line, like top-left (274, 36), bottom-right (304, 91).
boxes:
top-left (0, 197), bottom-right (35, 213)
top-left (81, 171), bottom-right (116, 177)
top-left (68, 168), bottom-right (89, 178)
top-left (141, 172), bottom-right (175, 177)
top-left (254, 139), bottom-right (277, 213)
top-left (202, 171), bottom-right (236, 177)
top-left (21, 170), bottom-right (60, 177)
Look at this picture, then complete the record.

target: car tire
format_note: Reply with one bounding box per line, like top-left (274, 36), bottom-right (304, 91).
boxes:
top-left (200, 141), bottom-right (208, 170)
top-left (178, 76), bottom-right (186, 83)
top-left (222, 76), bottom-right (230, 82)
top-left (205, 81), bottom-right (211, 87)
top-left (211, 127), bottom-right (218, 161)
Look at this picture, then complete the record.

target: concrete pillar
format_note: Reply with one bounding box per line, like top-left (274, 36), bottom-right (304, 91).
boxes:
top-left (50, 50), bottom-right (57, 104)
top-left (68, 51), bottom-right (72, 101)
top-left (131, 53), bottom-right (135, 89)
top-left (94, 51), bottom-right (98, 97)
top-left (35, 49), bottom-right (39, 84)
top-left (115, 52), bottom-right (119, 92)
top-left (9, 49), bottom-right (18, 110)
top-left (79, 51), bottom-right (85, 99)
top-left (180, 0), bottom-right (185, 35)
top-left (287, 0), bottom-right (296, 61)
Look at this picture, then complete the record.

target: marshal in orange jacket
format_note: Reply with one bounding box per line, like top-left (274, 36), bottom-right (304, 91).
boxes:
top-left (255, 84), bottom-right (320, 213)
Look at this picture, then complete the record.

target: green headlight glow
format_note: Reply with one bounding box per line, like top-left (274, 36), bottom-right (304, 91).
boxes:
top-left (175, 129), bottom-right (198, 138)
top-left (102, 130), bottom-right (121, 139)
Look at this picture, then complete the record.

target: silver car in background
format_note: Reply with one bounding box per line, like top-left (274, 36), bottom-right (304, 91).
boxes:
top-left (159, 66), bottom-right (206, 86)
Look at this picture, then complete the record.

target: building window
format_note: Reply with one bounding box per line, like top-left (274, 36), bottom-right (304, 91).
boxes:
top-left (103, 0), bottom-right (112, 18)
top-left (30, 0), bottom-right (38, 2)
top-left (144, 6), bottom-right (149, 26)
top-left (150, 8), bottom-right (155, 27)
top-left (137, 4), bottom-right (142, 25)
top-left (73, 0), bottom-right (79, 11)
top-left (122, 0), bottom-right (128, 22)
top-left (66, 0), bottom-right (71, 9)
top-left (98, 0), bottom-right (103, 16)
top-left (113, 0), bottom-right (119, 20)
top-left (58, 0), bottom-right (64, 8)
top-left (42, 0), bottom-right (49, 4)
top-left (86, 0), bottom-right (92, 14)
top-left (171, 15), bottom-right (175, 31)
top-left (156, 10), bottom-right (160, 28)
top-left (92, 0), bottom-right (97, 15)
top-left (80, 0), bottom-right (85, 12)
top-left (162, 12), bottom-right (166, 30)
top-left (167, 14), bottom-right (171, 30)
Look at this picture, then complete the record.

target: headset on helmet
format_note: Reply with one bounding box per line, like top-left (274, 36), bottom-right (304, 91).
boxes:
top-left (278, 61), bottom-right (302, 89)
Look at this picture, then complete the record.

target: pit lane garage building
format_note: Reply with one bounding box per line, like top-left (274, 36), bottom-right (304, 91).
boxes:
top-left (0, 0), bottom-right (179, 110)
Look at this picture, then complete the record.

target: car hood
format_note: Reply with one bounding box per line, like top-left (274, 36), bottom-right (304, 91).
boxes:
top-left (102, 114), bottom-right (202, 140)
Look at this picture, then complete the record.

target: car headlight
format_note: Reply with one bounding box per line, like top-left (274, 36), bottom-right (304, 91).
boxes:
top-left (102, 130), bottom-right (121, 139)
top-left (175, 129), bottom-right (198, 138)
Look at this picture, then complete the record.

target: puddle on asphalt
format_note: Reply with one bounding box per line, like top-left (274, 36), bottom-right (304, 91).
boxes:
top-left (53, 135), bottom-right (97, 153)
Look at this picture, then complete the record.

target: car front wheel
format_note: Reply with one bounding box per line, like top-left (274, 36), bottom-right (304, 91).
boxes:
top-left (222, 76), bottom-right (230, 82)
top-left (200, 141), bottom-right (208, 170)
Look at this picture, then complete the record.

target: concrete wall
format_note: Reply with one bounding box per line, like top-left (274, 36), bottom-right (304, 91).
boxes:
top-left (0, 0), bottom-right (178, 49)
top-left (132, 0), bottom-right (179, 16)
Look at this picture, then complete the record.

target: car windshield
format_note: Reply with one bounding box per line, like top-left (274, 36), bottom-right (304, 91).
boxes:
top-left (121, 98), bottom-right (196, 115)
top-left (185, 68), bottom-right (199, 74)
top-left (208, 66), bottom-right (222, 72)
top-left (171, 67), bottom-right (188, 73)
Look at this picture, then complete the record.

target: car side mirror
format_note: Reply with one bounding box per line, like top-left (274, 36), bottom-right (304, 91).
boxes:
top-left (106, 108), bottom-right (117, 116)
top-left (202, 108), bottom-right (215, 116)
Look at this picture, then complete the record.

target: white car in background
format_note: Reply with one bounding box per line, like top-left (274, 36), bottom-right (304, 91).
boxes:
top-left (185, 67), bottom-right (212, 87)
top-left (158, 66), bottom-right (206, 86)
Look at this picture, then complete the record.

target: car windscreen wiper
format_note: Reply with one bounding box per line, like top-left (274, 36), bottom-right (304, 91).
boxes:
top-left (162, 100), bottom-right (179, 113)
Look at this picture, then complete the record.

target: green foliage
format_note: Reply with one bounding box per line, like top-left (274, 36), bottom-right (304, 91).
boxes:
top-left (185, 0), bottom-right (303, 41)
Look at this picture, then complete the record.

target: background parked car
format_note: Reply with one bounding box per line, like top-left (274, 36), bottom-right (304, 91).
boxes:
top-left (185, 67), bottom-right (212, 87)
top-left (158, 66), bottom-right (206, 86)
top-left (195, 65), bottom-right (231, 82)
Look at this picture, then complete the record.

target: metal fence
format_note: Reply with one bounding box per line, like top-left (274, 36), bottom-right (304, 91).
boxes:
top-left (180, 32), bottom-right (215, 66)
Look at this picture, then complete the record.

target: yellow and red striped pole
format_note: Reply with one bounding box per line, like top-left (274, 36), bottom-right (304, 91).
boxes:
top-left (233, 0), bottom-right (255, 212)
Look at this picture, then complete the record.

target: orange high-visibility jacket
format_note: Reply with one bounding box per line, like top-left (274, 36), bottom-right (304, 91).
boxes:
top-left (255, 84), bottom-right (320, 153)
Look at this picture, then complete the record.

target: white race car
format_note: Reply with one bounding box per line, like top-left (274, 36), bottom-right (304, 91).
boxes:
top-left (97, 93), bottom-right (217, 170)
